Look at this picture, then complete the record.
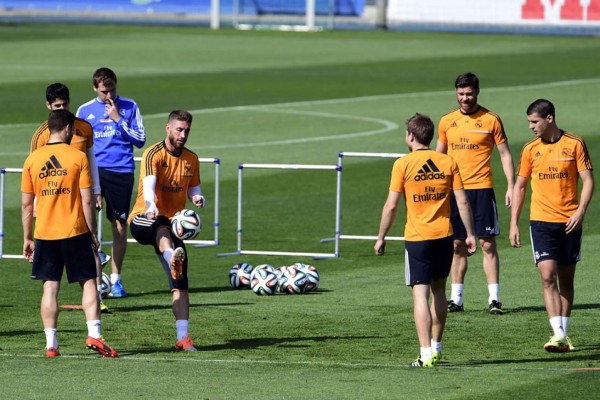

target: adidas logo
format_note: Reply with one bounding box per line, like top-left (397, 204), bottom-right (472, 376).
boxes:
top-left (39, 155), bottom-right (68, 179)
top-left (85, 113), bottom-right (95, 121)
top-left (415, 159), bottom-right (446, 181)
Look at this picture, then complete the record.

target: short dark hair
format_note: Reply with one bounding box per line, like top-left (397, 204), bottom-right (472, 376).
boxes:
top-left (168, 110), bottom-right (193, 125)
top-left (526, 99), bottom-right (555, 118)
top-left (47, 109), bottom-right (75, 134)
top-left (406, 113), bottom-right (434, 146)
top-left (46, 83), bottom-right (69, 103)
top-left (93, 67), bottom-right (117, 88)
top-left (455, 72), bottom-right (479, 92)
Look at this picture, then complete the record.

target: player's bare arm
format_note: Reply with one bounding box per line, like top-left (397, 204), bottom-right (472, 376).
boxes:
top-left (454, 188), bottom-right (477, 256)
top-left (375, 190), bottom-right (401, 256)
top-left (21, 192), bottom-right (35, 263)
top-left (565, 169), bottom-right (594, 234)
top-left (509, 176), bottom-right (528, 248)
top-left (497, 141), bottom-right (515, 208)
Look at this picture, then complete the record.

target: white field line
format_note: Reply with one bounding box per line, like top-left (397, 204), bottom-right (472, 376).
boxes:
top-left (1, 77), bottom-right (599, 157)
top-left (0, 352), bottom-right (579, 371)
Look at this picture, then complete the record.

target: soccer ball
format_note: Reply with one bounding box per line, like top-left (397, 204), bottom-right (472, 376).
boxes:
top-left (250, 264), bottom-right (276, 281)
top-left (229, 263), bottom-right (253, 289)
top-left (171, 209), bottom-right (201, 240)
top-left (293, 263), bottom-right (320, 292)
top-left (250, 267), bottom-right (279, 296)
top-left (278, 265), bottom-right (307, 295)
top-left (100, 272), bottom-right (112, 299)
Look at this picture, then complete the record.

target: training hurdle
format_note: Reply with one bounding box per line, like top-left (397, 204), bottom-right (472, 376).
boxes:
top-left (98, 156), bottom-right (221, 248)
top-left (217, 163), bottom-right (341, 259)
top-left (0, 168), bottom-right (24, 259)
top-left (321, 151), bottom-right (407, 243)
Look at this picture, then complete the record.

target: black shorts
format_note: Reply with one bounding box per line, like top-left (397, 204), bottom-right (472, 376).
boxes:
top-left (130, 214), bottom-right (189, 290)
top-left (98, 168), bottom-right (134, 223)
top-left (450, 188), bottom-right (499, 239)
top-left (31, 233), bottom-right (97, 283)
top-left (404, 236), bottom-right (453, 286)
top-left (530, 221), bottom-right (582, 266)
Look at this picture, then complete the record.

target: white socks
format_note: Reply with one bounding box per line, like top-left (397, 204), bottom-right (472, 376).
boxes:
top-left (111, 274), bottom-right (121, 285)
top-left (44, 328), bottom-right (58, 349)
top-left (163, 248), bottom-right (174, 265)
top-left (176, 320), bottom-right (189, 341)
top-left (87, 320), bottom-right (102, 339)
top-left (451, 283), bottom-right (500, 305)
top-left (549, 316), bottom-right (565, 338)
top-left (450, 284), bottom-right (464, 305)
top-left (488, 284), bottom-right (499, 304)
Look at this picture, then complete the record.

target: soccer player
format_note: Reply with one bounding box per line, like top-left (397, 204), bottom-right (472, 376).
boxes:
top-left (510, 99), bottom-right (594, 353)
top-left (77, 67), bottom-right (146, 298)
top-left (436, 72), bottom-right (515, 315)
top-left (31, 82), bottom-right (111, 313)
top-left (21, 109), bottom-right (119, 358)
top-left (128, 110), bottom-right (205, 352)
top-left (375, 113), bottom-right (476, 367)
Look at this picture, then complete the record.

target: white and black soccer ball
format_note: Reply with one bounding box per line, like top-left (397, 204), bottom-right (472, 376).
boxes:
top-left (250, 267), bottom-right (279, 296)
top-left (171, 209), bottom-right (201, 240)
top-left (293, 263), bottom-right (320, 292)
top-left (229, 263), bottom-right (253, 289)
top-left (100, 272), bottom-right (112, 299)
top-left (250, 264), bottom-right (276, 281)
top-left (278, 265), bottom-right (307, 295)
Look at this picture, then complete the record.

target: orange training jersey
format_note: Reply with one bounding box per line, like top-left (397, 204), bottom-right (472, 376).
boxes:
top-left (517, 131), bottom-right (593, 223)
top-left (438, 106), bottom-right (507, 189)
top-left (31, 118), bottom-right (93, 154)
top-left (390, 149), bottom-right (464, 241)
top-left (21, 143), bottom-right (92, 239)
top-left (129, 141), bottom-right (201, 223)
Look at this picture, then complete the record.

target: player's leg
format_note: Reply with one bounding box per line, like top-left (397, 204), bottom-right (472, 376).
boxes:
top-left (538, 259), bottom-right (568, 352)
top-left (41, 280), bottom-right (61, 357)
top-left (480, 236), bottom-right (502, 314)
top-left (32, 239), bottom-right (62, 357)
top-left (405, 240), bottom-right (435, 367)
top-left (530, 221), bottom-right (569, 352)
top-left (64, 233), bottom-right (119, 357)
top-left (448, 192), bottom-right (469, 311)
top-left (430, 235), bottom-right (452, 365)
top-left (411, 283), bottom-right (433, 366)
top-left (477, 189), bottom-right (502, 314)
top-left (100, 169), bottom-right (133, 297)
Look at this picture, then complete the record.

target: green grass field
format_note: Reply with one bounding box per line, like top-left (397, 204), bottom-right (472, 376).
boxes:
top-left (1, 24), bottom-right (599, 399)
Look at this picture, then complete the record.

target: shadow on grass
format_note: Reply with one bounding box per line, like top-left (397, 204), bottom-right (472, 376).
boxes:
top-left (449, 349), bottom-right (600, 367)
top-left (123, 335), bottom-right (382, 355)
top-left (112, 302), bottom-right (254, 313)
top-left (0, 329), bottom-right (80, 337)
top-left (508, 303), bottom-right (600, 313)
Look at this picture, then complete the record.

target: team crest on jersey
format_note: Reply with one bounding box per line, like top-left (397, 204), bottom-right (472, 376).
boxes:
top-left (562, 148), bottom-right (573, 157)
top-left (475, 120), bottom-right (483, 128)
top-left (415, 159), bottom-right (446, 181)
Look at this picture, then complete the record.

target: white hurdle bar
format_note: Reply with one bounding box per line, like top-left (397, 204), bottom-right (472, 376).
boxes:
top-left (98, 157), bottom-right (221, 248)
top-left (217, 163), bottom-right (341, 259)
top-left (322, 152), bottom-right (407, 242)
top-left (0, 168), bottom-right (24, 259)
